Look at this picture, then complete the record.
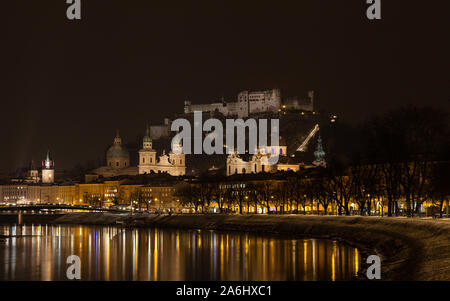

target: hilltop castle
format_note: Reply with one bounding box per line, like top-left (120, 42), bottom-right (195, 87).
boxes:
top-left (184, 89), bottom-right (314, 118)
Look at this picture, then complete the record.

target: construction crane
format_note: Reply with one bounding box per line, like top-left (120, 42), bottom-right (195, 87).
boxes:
top-left (296, 124), bottom-right (319, 152)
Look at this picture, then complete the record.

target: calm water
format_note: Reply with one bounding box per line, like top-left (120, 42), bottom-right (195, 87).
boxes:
top-left (0, 224), bottom-right (360, 281)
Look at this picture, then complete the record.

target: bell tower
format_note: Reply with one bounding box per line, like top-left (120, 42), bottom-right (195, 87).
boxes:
top-left (138, 124), bottom-right (157, 174)
top-left (42, 150), bottom-right (55, 184)
top-left (169, 133), bottom-right (186, 175)
top-left (142, 124), bottom-right (152, 149)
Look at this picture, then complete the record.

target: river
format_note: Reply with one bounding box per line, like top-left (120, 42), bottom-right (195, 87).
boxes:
top-left (0, 224), bottom-right (360, 281)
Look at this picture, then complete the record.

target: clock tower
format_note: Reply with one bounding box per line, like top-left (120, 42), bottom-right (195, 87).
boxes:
top-left (42, 150), bottom-right (55, 184)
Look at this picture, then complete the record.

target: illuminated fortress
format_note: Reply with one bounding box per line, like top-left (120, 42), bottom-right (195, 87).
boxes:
top-left (184, 89), bottom-right (315, 118)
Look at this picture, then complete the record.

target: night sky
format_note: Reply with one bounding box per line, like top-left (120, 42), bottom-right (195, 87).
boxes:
top-left (2, 0), bottom-right (449, 173)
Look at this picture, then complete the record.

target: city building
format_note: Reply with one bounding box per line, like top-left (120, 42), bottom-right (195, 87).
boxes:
top-left (226, 138), bottom-right (300, 175)
top-left (138, 125), bottom-right (186, 176)
top-left (93, 127), bottom-right (186, 178)
top-left (91, 130), bottom-right (139, 177)
top-left (0, 177), bottom-right (180, 212)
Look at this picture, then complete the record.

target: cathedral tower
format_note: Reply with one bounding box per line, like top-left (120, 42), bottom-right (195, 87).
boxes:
top-left (169, 134), bottom-right (185, 166)
top-left (168, 133), bottom-right (186, 175)
top-left (42, 150), bottom-right (54, 184)
top-left (138, 124), bottom-right (157, 174)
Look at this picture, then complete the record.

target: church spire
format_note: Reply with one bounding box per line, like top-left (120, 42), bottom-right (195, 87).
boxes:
top-left (142, 124), bottom-right (152, 148)
top-left (42, 150), bottom-right (55, 183)
top-left (313, 135), bottom-right (326, 167)
top-left (43, 150), bottom-right (54, 170)
top-left (114, 129), bottom-right (122, 145)
top-left (145, 123), bottom-right (150, 137)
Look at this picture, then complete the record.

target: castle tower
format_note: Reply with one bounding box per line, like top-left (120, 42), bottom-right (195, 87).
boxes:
top-left (42, 150), bottom-right (54, 184)
top-left (138, 124), bottom-right (157, 174)
top-left (308, 90), bottom-right (315, 111)
top-left (272, 88), bottom-right (282, 111)
top-left (184, 100), bottom-right (191, 114)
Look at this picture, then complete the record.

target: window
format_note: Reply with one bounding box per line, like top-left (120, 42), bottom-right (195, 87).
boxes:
top-left (143, 158), bottom-right (145, 163)
top-left (242, 168), bottom-right (246, 174)
top-left (180, 160), bottom-right (182, 164)
top-left (235, 168), bottom-right (238, 174)
top-left (116, 162), bottom-right (119, 167)
top-left (254, 164), bottom-right (257, 172)
top-left (280, 148), bottom-right (283, 155)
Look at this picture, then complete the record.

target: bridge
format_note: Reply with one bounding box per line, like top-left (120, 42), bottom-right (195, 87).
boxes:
top-left (0, 204), bottom-right (127, 213)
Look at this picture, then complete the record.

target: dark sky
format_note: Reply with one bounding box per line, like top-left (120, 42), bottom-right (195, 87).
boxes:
top-left (1, 0), bottom-right (449, 173)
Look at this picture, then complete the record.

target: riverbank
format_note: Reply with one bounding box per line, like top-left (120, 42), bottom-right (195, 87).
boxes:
top-left (2, 213), bottom-right (450, 280)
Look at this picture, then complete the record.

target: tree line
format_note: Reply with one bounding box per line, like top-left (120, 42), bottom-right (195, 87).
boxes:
top-left (177, 106), bottom-right (450, 217)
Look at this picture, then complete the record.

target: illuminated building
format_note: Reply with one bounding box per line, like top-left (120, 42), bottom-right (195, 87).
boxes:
top-left (184, 89), bottom-right (314, 118)
top-left (93, 127), bottom-right (186, 178)
top-left (226, 137), bottom-right (300, 175)
top-left (92, 130), bottom-right (138, 178)
top-left (41, 150), bottom-right (54, 184)
top-left (138, 126), bottom-right (186, 176)
top-left (107, 130), bottom-right (130, 169)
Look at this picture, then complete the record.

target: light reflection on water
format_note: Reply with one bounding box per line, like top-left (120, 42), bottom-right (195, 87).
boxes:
top-left (0, 224), bottom-right (360, 281)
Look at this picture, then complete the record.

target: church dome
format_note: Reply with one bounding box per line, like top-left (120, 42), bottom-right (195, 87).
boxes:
top-left (107, 145), bottom-right (130, 159)
top-left (107, 129), bottom-right (130, 159)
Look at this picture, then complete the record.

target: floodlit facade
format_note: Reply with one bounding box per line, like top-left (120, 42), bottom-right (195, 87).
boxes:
top-left (93, 127), bottom-right (186, 178)
top-left (0, 180), bottom-right (179, 212)
top-left (226, 140), bottom-right (300, 176)
top-left (184, 89), bottom-right (314, 118)
top-left (41, 151), bottom-right (55, 184)
top-left (138, 125), bottom-right (186, 176)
